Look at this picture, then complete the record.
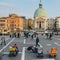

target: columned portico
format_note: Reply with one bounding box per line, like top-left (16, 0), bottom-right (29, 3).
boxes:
top-left (35, 17), bottom-right (47, 31)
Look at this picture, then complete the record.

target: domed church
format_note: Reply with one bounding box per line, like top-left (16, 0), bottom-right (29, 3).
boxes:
top-left (34, 0), bottom-right (47, 31)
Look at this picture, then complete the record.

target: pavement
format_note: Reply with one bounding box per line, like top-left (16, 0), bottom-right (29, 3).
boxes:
top-left (0, 34), bottom-right (60, 60)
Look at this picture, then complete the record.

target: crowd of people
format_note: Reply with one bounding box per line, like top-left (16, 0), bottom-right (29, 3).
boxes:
top-left (0, 31), bottom-right (55, 57)
top-left (24, 31), bottom-right (40, 47)
top-left (45, 32), bottom-right (53, 40)
top-left (0, 31), bottom-right (54, 47)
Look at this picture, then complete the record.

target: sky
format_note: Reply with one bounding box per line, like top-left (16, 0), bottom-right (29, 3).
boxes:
top-left (0, 0), bottom-right (60, 19)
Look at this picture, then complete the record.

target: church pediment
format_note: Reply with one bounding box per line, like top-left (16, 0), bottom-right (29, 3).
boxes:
top-left (36, 17), bottom-right (45, 22)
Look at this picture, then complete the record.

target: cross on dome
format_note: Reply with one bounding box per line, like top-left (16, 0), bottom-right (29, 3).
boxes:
top-left (39, 0), bottom-right (42, 8)
top-left (40, 0), bottom-right (41, 4)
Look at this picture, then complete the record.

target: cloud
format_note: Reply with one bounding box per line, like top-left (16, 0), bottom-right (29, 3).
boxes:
top-left (31, 0), bottom-right (37, 2)
top-left (23, 0), bottom-right (37, 2)
top-left (0, 2), bottom-right (16, 16)
top-left (0, 2), bottom-right (14, 7)
top-left (0, 2), bottom-right (9, 6)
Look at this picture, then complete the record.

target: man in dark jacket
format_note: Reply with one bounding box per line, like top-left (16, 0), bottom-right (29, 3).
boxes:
top-left (36, 36), bottom-right (39, 47)
top-left (49, 33), bottom-right (52, 40)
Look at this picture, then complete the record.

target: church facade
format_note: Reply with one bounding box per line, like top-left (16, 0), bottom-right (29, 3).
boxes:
top-left (34, 1), bottom-right (48, 32)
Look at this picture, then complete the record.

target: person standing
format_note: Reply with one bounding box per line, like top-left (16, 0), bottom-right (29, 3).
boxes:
top-left (36, 36), bottom-right (39, 47)
top-left (49, 33), bottom-right (52, 40)
top-left (31, 34), bottom-right (33, 39)
top-left (13, 43), bottom-right (19, 54)
top-left (1, 37), bottom-right (6, 45)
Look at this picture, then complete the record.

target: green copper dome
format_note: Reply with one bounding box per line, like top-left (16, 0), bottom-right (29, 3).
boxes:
top-left (34, 4), bottom-right (47, 18)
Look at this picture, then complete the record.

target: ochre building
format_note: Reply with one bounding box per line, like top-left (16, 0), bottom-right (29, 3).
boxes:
top-left (0, 14), bottom-right (25, 34)
top-left (28, 19), bottom-right (33, 28)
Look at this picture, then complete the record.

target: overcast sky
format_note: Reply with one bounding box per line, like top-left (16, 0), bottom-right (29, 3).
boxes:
top-left (0, 0), bottom-right (60, 19)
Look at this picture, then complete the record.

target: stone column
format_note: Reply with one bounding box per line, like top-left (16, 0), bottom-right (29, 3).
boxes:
top-left (44, 19), bottom-right (47, 31)
top-left (35, 20), bottom-right (37, 28)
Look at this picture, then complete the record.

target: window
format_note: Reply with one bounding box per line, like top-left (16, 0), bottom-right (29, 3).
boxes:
top-left (11, 20), bottom-right (14, 23)
top-left (10, 24), bottom-right (14, 27)
top-left (4, 30), bottom-right (7, 32)
top-left (15, 24), bottom-right (16, 26)
top-left (0, 24), bottom-right (5, 26)
top-left (0, 20), bottom-right (5, 22)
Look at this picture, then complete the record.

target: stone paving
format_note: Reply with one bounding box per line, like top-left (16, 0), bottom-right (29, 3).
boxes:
top-left (0, 35), bottom-right (60, 60)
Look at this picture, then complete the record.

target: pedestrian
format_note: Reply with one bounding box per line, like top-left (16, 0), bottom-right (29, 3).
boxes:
top-left (34, 32), bottom-right (36, 37)
top-left (13, 43), bottom-right (19, 54)
top-left (17, 33), bottom-right (20, 38)
top-left (36, 36), bottom-right (39, 47)
top-left (24, 31), bottom-right (26, 38)
top-left (1, 37), bottom-right (6, 45)
top-left (49, 33), bottom-right (52, 40)
top-left (13, 43), bottom-right (18, 49)
top-left (4, 38), bottom-right (6, 45)
top-left (31, 34), bottom-right (33, 39)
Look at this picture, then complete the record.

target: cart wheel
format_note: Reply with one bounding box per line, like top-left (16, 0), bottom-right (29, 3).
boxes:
top-left (13, 52), bottom-right (17, 57)
top-left (37, 55), bottom-right (39, 58)
top-left (49, 55), bottom-right (51, 58)
top-left (54, 55), bottom-right (56, 58)
top-left (41, 55), bottom-right (43, 58)
top-left (8, 54), bottom-right (12, 57)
